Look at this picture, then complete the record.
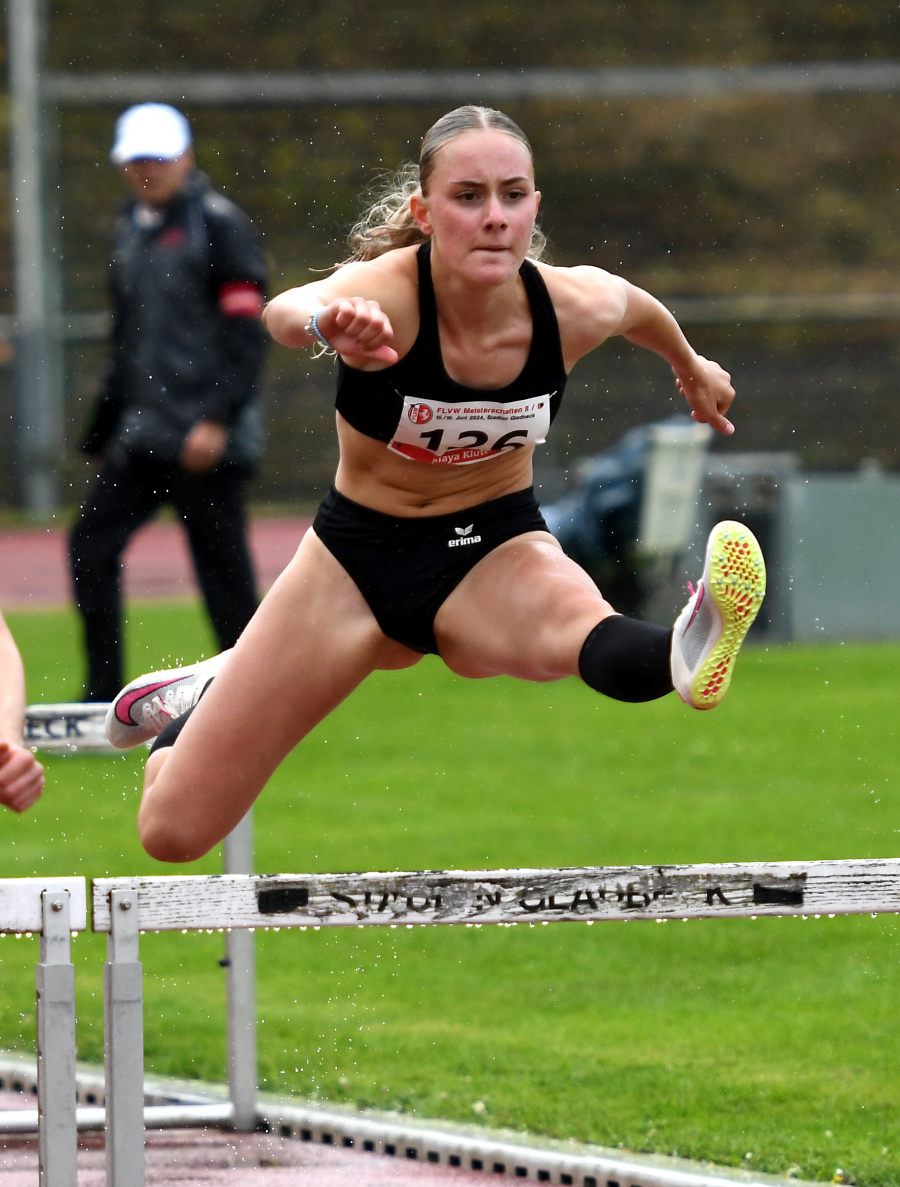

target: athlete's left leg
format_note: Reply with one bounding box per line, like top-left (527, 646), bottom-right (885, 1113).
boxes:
top-left (436, 529), bottom-right (676, 702)
top-left (435, 522), bottom-right (764, 708)
top-left (435, 531), bottom-right (614, 681)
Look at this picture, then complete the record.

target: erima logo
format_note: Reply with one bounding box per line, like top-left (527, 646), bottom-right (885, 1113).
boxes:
top-left (448, 524), bottom-right (482, 548)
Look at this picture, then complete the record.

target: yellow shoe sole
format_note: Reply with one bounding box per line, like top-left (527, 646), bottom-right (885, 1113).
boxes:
top-left (689, 522), bottom-right (767, 709)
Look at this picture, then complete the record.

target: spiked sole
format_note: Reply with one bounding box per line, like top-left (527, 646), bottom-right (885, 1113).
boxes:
top-left (689, 522), bottom-right (766, 709)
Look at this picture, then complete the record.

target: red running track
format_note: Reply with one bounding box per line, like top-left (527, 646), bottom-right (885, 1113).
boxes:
top-left (0, 519), bottom-right (312, 610)
top-left (0, 1127), bottom-right (488, 1185)
top-left (0, 1093), bottom-right (485, 1184)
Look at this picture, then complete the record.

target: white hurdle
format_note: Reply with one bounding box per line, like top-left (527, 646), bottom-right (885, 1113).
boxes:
top-left (25, 706), bottom-right (258, 1136)
top-left (24, 704), bottom-right (114, 753)
top-left (0, 877), bottom-right (87, 1186)
top-left (222, 811), bottom-right (257, 1133)
top-left (91, 856), bottom-right (900, 1184)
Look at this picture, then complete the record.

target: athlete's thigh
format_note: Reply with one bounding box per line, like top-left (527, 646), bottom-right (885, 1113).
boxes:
top-left (434, 531), bottom-right (614, 682)
top-left (140, 529), bottom-right (395, 854)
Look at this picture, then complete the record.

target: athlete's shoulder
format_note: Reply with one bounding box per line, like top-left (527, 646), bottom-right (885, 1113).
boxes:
top-left (534, 262), bottom-right (626, 315)
top-left (537, 264), bottom-right (628, 325)
top-left (322, 245), bottom-right (420, 304)
top-left (333, 245), bottom-right (419, 284)
top-left (533, 263), bottom-right (630, 365)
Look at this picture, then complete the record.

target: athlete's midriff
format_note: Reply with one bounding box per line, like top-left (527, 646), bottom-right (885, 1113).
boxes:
top-left (334, 414), bottom-right (537, 517)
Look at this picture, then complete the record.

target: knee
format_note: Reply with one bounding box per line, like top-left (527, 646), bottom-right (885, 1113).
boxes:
top-left (137, 752), bottom-right (211, 863)
top-left (529, 596), bottom-right (617, 680)
top-left (138, 812), bottom-right (211, 864)
top-left (140, 830), bottom-right (208, 864)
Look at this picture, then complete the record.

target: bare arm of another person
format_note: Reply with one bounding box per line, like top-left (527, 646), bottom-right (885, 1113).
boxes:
top-left (0, 613), bottom-right (44, 812)
top-left (542, 265), bottom-right (736, 436)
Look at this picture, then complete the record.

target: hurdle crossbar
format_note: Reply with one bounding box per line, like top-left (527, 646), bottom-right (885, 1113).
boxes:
top-left (92, 857), bottom-right (900, 933)
top-left (0, 878), bottom-right (86, 1187)
top-left (24, 703), bottom-right (114, 753)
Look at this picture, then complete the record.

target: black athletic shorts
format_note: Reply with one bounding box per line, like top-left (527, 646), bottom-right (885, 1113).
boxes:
top-left (312, 485), bottom-right (550, 654)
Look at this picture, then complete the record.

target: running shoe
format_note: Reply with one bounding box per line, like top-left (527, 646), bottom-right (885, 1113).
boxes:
top-left (104, 651), bottom-right (231, 749)
top-left (670, 522), bottom-right (766, 710)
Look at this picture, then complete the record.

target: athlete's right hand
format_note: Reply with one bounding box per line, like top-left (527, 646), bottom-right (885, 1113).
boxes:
top-left (0, 740), bottom-right (44, 813)
top-left (314, 298), bottom-right (398, 364)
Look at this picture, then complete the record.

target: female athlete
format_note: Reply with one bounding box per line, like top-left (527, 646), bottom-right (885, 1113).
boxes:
top-left (107, 106), bottom-right (766, 863)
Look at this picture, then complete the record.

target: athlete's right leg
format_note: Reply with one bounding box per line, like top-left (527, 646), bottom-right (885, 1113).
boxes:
top-left (135, 529), bottom-right (418, 864)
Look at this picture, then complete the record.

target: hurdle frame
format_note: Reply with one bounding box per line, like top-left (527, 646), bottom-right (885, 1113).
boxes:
top-left (24, 705), bottom-right (259, 1136)
top-left (91, 856), bottom-right (900, 1184)
top-left (222, 810), bottom-right (256, 1133)
top-left (0, 877), bottom-right (86, 1187)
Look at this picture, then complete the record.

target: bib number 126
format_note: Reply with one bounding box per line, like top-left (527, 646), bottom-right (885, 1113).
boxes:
top-left (417, 428), bottom-right (528, 452)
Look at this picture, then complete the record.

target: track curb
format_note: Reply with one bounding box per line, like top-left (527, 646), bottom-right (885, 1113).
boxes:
top-left (0, 1052), bottom-right (817, 1187)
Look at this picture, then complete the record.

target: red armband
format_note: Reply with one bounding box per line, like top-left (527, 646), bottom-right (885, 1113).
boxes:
top-left (218, 281), bottom-right (264, 318)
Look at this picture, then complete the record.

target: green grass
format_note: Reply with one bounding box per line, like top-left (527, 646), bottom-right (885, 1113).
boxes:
top-left (2, 603), bottom-right (900, 1183)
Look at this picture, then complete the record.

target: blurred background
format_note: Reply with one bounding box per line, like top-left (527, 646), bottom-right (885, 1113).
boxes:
top-left (4, 0), bottom-right (900, 644)
top-left (3, 1), bottom-right (900, 509)
top-left (4, 8), bottom-right (900, 1181)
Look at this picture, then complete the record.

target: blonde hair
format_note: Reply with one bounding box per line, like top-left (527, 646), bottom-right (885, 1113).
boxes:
top-left (345, 106), bottom-right (547, 264)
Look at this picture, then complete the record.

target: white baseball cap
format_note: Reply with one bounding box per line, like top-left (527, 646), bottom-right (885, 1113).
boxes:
top-left (110, 103), bottom-right (192, 165)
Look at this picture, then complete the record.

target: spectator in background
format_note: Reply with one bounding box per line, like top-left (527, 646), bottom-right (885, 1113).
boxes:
top-left (70, 103), bottom-right (268, 703)
top-left (0, 612), bottom-right (44, 812)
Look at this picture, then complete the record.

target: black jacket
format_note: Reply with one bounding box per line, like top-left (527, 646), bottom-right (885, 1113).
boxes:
top-left (82, 173), bottom-right (268, 471)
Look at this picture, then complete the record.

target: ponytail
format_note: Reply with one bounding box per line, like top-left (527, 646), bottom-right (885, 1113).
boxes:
top-left (343, 163), bottom-right (427, 264)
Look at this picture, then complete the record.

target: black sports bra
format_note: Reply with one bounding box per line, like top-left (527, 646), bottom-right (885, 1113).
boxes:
top-left (335, 241), bottom-right (568, 467)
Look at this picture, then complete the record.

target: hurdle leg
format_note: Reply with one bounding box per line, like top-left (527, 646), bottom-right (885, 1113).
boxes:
top-left (36, 889), bottom-right (77, 1187)
top-left (104, 888), bottom-right (144, 1187)
top-left (224, 810), bottom-right (257, 1131)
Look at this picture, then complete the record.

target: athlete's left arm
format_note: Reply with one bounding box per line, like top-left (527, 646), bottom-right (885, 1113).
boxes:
top-left (540, 264), bottom-right (735, 436)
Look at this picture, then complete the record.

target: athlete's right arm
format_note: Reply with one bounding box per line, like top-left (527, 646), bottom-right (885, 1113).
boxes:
top-left (263, 255), bottom-right (415, 365)
top-left (0, 613), bottom-right (44, 813)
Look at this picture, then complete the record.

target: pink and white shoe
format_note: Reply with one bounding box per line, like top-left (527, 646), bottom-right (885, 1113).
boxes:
top-left (104, 651), bottom-right (231, 749)
top-left (671, 522), bottom-right (766, 710)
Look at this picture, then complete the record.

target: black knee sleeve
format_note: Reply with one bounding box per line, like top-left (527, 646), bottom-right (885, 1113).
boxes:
top-left (149, 704), bottom-right (195, 754)
top-left (578, 616), bottom-right (674, 703)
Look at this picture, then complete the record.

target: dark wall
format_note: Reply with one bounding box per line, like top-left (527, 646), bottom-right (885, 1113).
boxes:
top-left (46, 0), bottom-right (900, 73)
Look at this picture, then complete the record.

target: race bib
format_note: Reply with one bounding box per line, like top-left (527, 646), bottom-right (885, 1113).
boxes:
top-left (388, 393), bottom-right (553, 466)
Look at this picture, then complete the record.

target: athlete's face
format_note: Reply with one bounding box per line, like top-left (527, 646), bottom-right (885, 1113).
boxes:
top-left (411, 130), bottom-right (540, 285)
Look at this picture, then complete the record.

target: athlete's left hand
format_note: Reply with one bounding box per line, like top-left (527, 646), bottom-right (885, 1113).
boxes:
top-left (0, 740), bottom-right (44, 813)
top-left (674, 355), bottom-right (735, 436)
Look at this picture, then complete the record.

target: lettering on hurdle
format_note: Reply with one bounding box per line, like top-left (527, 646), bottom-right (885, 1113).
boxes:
top-left (92, 859), bottom-right (900, 934)
top-left (24, 704), bottom-right (114, 753)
